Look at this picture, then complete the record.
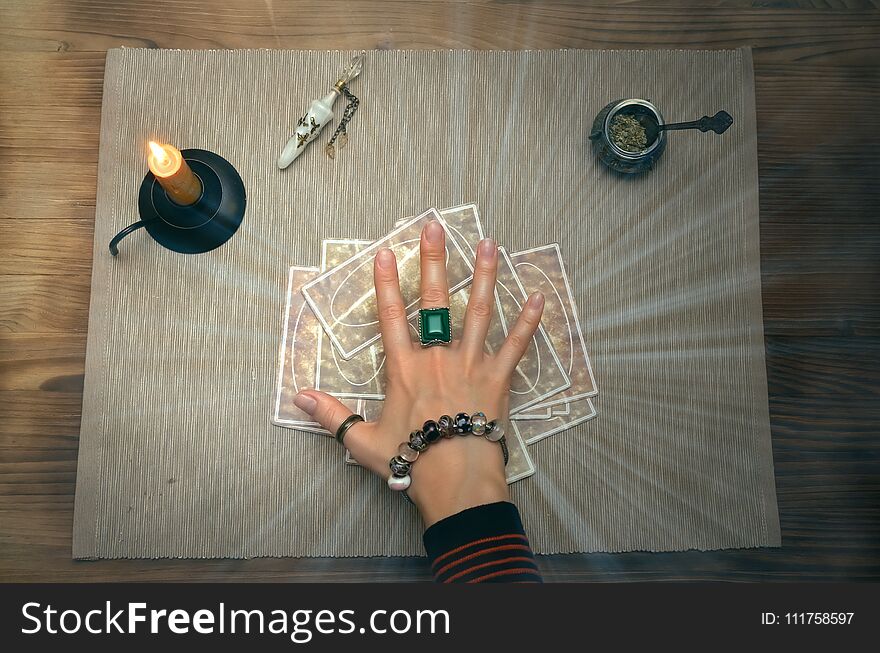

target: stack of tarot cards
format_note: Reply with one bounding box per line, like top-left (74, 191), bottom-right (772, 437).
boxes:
top-left (273, 205), bottom-right (598, 484)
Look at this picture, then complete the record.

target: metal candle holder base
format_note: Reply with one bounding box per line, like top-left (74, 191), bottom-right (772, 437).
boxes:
top-left (109, 148), bottom-right (246, 256)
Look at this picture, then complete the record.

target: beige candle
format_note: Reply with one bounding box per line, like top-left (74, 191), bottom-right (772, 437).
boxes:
top-left (147, 141), bottom-right (202, 205)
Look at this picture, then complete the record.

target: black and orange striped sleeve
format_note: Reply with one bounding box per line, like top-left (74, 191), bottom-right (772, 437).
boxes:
top-left (422, 501), bottom-right (542, 583)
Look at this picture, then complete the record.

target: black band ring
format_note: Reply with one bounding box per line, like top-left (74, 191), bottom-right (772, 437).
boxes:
top-left (335, 414), bottom-right (364, 445)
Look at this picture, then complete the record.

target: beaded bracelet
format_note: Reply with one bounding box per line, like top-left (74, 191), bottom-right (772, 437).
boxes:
top-left (387, 412), bottom-right (508, 491)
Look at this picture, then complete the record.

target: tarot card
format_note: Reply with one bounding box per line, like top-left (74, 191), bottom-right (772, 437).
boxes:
top-left (510, 244), bottom-right (598, 405)
top-left (439, 205), bottom-right (574, 412)
top-left (315, 240), bottom-right (386, 400)
top-left (552, 402), bottom-right (571, 416)
top-left (512, 406), bottom-right (552, 420)
top-left (440, 203), bottom-right (485, 261)
top-left (512, 402), bottom-right (571, 420)
top-left (343, 449), bottom-right (359, 466)
top-left (343, 449), bottom-right (360, 466)
top-left (359, 397), bottom-right (384, 422)
top-left (503, 421), bottom-right (537, 483)
top-left (494, 247), bottom-right (571, 414)
top-left (302, 208), bottom-right (474, 360)
top-left (510, 398), bottom-right (598, 445)
top-left (272, 266), bottom-right (360, 434)
top-left (394, 203), bottom-right (486, 256)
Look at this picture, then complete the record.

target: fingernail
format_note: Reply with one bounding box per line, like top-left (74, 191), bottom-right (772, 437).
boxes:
top-left (478, 238), bottom-right (496, 258)
top-left (376, 247), bottom-right (394, 269)
top-left (294, 391), bottom-right (318, 414)
top-left (527, 292), bottom-right (544, 309)
top-left (425, 220), bottom-right (443, 244)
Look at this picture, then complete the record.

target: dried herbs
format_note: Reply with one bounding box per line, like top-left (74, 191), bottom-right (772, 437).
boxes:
top-left (609, 114), bottom-right (648, 152)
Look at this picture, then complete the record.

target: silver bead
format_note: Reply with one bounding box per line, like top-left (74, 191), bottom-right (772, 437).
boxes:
top-left (387, 474), bottom-right (411, 491)
top-left (438, 414), bottom-right (455, 438)
top-left (409, 430), bottom-right (428, 451)
top-left (471, 412), bottom-right (488, 435)
top-left (485, 420), bottom-right (505, 442)
top-left (389, 456), bottom-right (411, 477)
top-left (398, 443), bottom-right (419, 462)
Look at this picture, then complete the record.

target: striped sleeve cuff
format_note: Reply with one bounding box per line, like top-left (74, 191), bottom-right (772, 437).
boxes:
top-left (422, 501), bottom-right (542, 583)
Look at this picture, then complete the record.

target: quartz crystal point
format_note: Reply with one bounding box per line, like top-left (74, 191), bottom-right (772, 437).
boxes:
top-left (277, 52), bottom-right (365, 169)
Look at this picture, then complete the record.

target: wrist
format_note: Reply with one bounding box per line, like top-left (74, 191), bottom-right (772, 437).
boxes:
top-left (406, 440), bottom-right (509, 527)
top-left (413, 478), bottom-right (510, 528)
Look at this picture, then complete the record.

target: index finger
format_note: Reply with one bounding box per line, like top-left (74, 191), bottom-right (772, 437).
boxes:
top-left (374, 247), bottom-right (414, 357)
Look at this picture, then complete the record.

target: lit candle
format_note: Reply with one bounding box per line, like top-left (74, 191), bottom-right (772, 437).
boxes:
top-left (147, 141), bottom-right (202, 205)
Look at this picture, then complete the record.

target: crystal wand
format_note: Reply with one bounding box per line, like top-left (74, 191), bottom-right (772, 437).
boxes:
top-left (277, 52), bottom-right (365, 169)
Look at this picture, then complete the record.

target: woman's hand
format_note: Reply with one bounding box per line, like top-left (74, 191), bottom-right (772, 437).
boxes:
top-left (294, 220), bottom-right (545, 527)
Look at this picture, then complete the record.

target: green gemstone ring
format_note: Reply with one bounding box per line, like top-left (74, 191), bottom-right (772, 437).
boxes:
top-left (418, 307), bottom-right (452, 346)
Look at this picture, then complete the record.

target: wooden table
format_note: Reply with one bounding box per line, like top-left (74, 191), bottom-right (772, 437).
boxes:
top-left (1, 0), bottom-right (877, 582)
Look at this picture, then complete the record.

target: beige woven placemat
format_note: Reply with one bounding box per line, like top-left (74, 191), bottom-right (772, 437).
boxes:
top-left (73, 48), bottom-right (779, 558)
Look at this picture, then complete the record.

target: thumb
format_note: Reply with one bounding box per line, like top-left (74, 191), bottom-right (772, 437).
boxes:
top-left (294, 389), bottom-right (384, 475)
top-left (294, 389), bottom-right (359, 439)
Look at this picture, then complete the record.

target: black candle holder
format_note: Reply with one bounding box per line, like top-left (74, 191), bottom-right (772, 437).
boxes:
top-left (109, 148), bottom-right (246, 256)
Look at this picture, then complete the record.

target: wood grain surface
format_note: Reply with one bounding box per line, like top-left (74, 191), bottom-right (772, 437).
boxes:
top-left (1, 0), bottom-right (878, 581)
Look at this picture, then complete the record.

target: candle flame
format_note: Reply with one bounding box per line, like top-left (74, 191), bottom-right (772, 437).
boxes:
top-left (147, 140), bottom-right (182, 177)
top-left (148, 141), bottom-right (171, 167)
